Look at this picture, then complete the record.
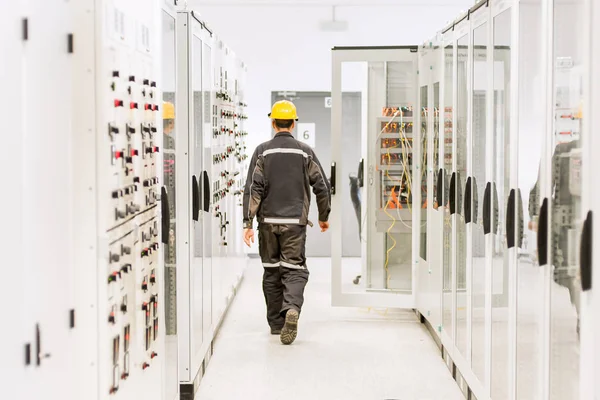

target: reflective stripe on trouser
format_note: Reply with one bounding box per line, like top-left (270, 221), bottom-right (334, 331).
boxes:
top-left (258, 223), bottom-right (309, 329)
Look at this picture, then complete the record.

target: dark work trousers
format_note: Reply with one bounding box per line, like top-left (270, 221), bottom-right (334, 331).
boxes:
top-left (258, 223), bottom-right (309, 330)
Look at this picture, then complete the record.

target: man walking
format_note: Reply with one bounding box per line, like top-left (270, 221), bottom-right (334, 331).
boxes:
top-left (242, 100), bottom-right (331, 345)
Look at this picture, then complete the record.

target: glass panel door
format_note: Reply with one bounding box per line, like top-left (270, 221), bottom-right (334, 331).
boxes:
top-left (455, 33), bottom-right (469, 359)
top-left (491, 8), bottom-right (512, 399)
top-left (419, 85), bottom-right (429, 261)
top-left (517, 2), bottom-right (545, 398)
top-left (190, 33), bottom-right (204, 363)
top-left (442, 43), bottom-right (454, 338)
top-left (331, 48), bottom-right (418, 308)
top-left (470, 21), bottom-right (488, 386)
top-left (550, 0), bottom-right (584, 397)
top-left (201, 40), bottom-right (213, 349)
top-left (160, 9), bottom-right (178, 400)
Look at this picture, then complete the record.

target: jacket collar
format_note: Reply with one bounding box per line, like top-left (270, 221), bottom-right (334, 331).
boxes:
top-left (274, 131), bottom-right (293, 138)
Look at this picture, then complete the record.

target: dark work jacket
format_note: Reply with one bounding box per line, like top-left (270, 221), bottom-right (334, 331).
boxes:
top-left (242, 131), bottom-right (331, 229)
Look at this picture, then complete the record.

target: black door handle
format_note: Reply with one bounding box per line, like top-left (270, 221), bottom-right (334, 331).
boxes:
top-left (191, 175), bottom-right (199, 221)
top-left (517, 189), bottom-right (524, 248)
top-left (464, 177), bottom-right (473, 223)
top-left (358, 159), bottom-right (364, 188)
top-left (537, 198), bottom-right (549, 266)
top-left (483, 182), bottom-right (492, 234)
top-left (202, 171), bottom-right (210, 212)
top-left (580, 210), bottom-right (593, 291)
top-left (160, 187), bottom-right (169, 245)
top-left (436, 168), bottom-right (444, 208)
top-left (506, 189), bottom-right (516, 248)
top-left (449, 172), bottom-right (457, 215)
top-left (330, 162), bottom-right (337, 195)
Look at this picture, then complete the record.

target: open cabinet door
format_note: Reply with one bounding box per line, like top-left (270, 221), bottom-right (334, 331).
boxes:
top-left (330, 47), bottom-right (420, 308)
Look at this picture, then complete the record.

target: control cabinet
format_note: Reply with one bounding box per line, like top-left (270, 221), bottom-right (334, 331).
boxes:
top-left (175, 12), bottom-right (249, 396)
top-left (72, 0), bottom-right (166, 398)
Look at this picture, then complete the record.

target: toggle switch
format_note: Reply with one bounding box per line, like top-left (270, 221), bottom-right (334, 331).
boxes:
top-left (109, 125), bottom-right (119, 135)
top-left (151, 243), bottom-right (159, 251)
top-left (110, 253), bottom-right (120, 263)
top-left (121, 264), bottom-right (131, 274)
top-left (152, 105), bottom-right (159, 112)
top-left (114, 99), bottom-right (124, 108)
top-left (151, 352), bottom-right (158, 359)
top-left (142, 362), bottom-right (150, 370)
top-left (149, 274), bottom-right (156, 284)
top-left (144, 104), bottom-right (151, 111)
top-left (153, 146), bottom-right (159, 153)
top-left (133, 177), bottom-right (140, 183)
top-left (121, 244), bottom-right (131, 256)
top-left (108, 271), bottom-right (120, 283)
top-left (143, 79), bottom-right (149, 85)
top-left (130, 149), bottom-right (139, 157)
top-left (126, 125), bottom-right (136, 135)
top-left (112, 190), bottom-right (121, 199)
top-left (128, 76), bottom-right (135, 82)
top-left (143, 179), bottom-right (150, 187)
top-left (141, 248), bottom-right (150, 257)
top-left (120, 303), bottom-right (127, 313)
top-left (150, 126), bottom-right (157, 133)
top-left (108, 311), bottom-right (116, 324)
top-left (150, 81), bottom-right (156, 87)
top-left (114, 150), bottom-right (124, 159)
top-left (130, 102), bottom-right (138, 110)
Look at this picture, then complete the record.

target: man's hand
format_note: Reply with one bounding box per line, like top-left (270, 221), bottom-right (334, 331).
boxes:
top-left (319, 221), bottom-right (329, 233)
top-left (243, 228), bottom-right (255, 247)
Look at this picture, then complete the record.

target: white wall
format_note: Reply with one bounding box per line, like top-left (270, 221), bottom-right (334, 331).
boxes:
top-left (190, 1), bottom-right (472, 150)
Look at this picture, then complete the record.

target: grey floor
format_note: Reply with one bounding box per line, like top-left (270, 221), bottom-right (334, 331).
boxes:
top-left (196, 257), bottom-right (463, 400)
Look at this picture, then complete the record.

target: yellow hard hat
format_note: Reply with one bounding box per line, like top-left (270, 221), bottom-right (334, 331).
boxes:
top-left (163, 101), bottom-right (175, 120)
top-left (268, 100), bottom-right (298, 121)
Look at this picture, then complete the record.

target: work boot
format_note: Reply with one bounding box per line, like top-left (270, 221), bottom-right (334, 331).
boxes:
top-left (280, 309), bottom-right (299, 345)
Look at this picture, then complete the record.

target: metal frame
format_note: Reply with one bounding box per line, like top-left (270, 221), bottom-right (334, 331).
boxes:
top-left (160, 3), bottom-right (179, 400)
top-left (176, 10), bottom-right (213, 384)
top-left (589, 0), bottom-right (600, 396)
top-left (331, 47), bottom-right (419, 308)
top-left (416, 36), bottom-right (444, 331)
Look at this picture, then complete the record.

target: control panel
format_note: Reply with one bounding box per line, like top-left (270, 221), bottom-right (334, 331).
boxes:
top-left (83, 1), bottom-right (165, 398)
top-left (211, 45), bottom-right (248, 254)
